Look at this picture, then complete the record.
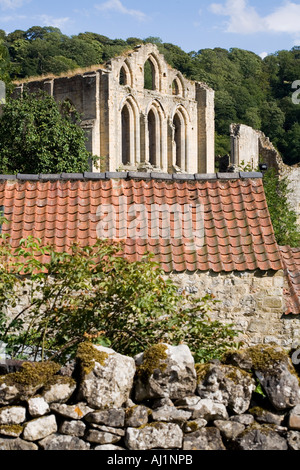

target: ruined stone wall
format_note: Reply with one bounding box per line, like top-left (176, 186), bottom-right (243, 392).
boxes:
top-left (230, 124), bottom-right (300, 225)
top-left (169, 269), bottom-right (300, 349)
top-left (12, 44), bottom-right (215, 175)
top-left (230, 124), bottom-right (259, 170)
top-left (281, 165), bottom-right (300, 226)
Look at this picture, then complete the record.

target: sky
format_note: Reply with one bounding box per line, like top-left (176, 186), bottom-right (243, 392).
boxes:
top-left (1, 0), bottom-right (300, 58)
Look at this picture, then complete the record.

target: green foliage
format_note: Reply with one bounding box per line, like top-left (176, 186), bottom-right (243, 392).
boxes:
top-left (263, 168), bottom-right (300, 247)
top-left (0, 39), bottom-right (12, 90)
top-left (0, 235), bottom-right (238, 364)
top-left (0, 90), bottom-right (92, 174)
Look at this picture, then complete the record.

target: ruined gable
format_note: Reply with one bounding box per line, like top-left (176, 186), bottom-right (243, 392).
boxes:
top-left (13, 44), bottom-right (215, 176)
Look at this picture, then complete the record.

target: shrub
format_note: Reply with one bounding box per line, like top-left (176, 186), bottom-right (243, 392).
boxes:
top-left (0, 233), bottom-right (238, 364)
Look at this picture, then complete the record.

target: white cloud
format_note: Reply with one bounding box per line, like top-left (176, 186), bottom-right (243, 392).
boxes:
top-left (95, 0), bottom-right (147, 21)
top-left (1, 13), bottom-right (26, 21)
top-left (0, 0), bottom-right (25, 9)
top-left (266, 1), bottom-right (300, 34)
top-left (259, 52), bottom-right (268, 59)
top-left (209, 0), bottom-right (265, 34)
top-left (209, 0), bottom-right (300, 37)
top-left (37, 15), bottom-right (71, 30)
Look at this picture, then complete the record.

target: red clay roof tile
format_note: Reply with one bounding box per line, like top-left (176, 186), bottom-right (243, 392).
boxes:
top-left (0, 176), bottom-right (285, 277)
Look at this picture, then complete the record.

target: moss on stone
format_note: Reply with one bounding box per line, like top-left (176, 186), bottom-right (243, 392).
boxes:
top-left (137, 344), bottom-right (168, 383)
top-left (247, 345), bottom-right (288, 370)
top-left (185, 421), bottom-right (199, 432)
top-left (195, 363), bottom-right (211, 383)
top-left (249, 406), bottom-right (265, 418)
top-left (0, 424), bottom-right (23, 437)
top-left (138, 421), bottom-right (165, 431)
top-left (0, 361), bottom-right (60, 388)
top-left (42, 374), bottom-right (76, 391)
top-left (224, 366), bottom-right (253, 384)
top-left (125, 405), bottom-right (139, 418)
top-left (76, 342), bottom-right (109, 375)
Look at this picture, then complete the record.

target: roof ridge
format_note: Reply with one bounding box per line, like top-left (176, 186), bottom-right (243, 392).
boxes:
top-left (0, 172), bottom-right (263, 182)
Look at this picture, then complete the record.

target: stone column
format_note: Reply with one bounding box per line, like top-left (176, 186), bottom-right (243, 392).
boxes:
top-left (196, 83), bottom-right (215, 174)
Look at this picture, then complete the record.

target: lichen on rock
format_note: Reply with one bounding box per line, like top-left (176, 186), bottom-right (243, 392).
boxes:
top-left (76, 342), bottom-right (109, 376)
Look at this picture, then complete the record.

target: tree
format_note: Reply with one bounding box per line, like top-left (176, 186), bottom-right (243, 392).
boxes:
top-left (263, 168), bottom-right (300, 247)
top-left (0, 90), bottom-right (93, 174)
top-left (0, 39), bottom-right (11, 86)
top-left (0, 235), bottom-right (238, 365)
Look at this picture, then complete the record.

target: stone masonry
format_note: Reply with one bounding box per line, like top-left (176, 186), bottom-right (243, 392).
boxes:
top-left (230, 123), bottom-right (300, 226)
top-left (0, 342), bottom-right (300, 451)
top-left (13, 44), bottom-right (215, 175)
top-left (170, 269), bottom-right (300, 350)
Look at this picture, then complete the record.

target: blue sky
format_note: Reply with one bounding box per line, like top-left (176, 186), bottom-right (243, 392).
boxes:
top-left (1, 0), bottom-right (300, 58)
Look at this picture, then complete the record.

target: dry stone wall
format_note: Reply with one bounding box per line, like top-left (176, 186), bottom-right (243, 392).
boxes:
top-left (0, 342), bottom-right (300, 451)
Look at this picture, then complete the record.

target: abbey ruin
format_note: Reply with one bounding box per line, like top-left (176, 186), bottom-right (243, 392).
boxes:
top-left (13, 43), bottom-right (215, 175)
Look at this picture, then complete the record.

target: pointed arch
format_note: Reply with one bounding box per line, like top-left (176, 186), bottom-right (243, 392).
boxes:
top-left (172, 105), bottom-right (189, 171)
top-left (146, 100), bottom-right (166, 168)
top-left (144, 53), bottom-right (161, 92)
top-left (119, 60), bottom-right (133, 87)
top-left (120, 96), bottom-right (140, 167)
top-left (172, 75), bottom-right (184, 97)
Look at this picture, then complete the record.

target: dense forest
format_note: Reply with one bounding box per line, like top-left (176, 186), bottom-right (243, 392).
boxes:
top-left (0, 26), bottom-right (300, 166)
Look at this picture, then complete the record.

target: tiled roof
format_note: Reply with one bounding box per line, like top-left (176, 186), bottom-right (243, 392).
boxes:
top-left (280, 246), bottom-right (300, 315)
top-left (0, 172), bottom-right (284, 274)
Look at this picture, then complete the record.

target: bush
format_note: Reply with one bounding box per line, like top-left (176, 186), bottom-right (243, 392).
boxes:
top-left (0, 233), bottom-right (238, 364)
top-left (263, 168), bottom-right (300, 247)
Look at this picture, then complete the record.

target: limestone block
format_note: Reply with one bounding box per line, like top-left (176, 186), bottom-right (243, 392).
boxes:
top-left (38, 433), bottom-right (90, 450)
top-left (0, 406), bottom-right (26, 425)
top-left (125, 422), bottom-right (183, 450)
top-left (59, 420), bottom-right (86, 437)
top-left (233, 425), bottom-right (288, 450)
top-left (76, 344), bottom-right (136, 410)
top-left (134, 343), bottom-right (197, 401)
top-left (28, 396), bottom-right (50, 418)
top-left (183, 427), bottom-right (226, 451)
top-left (22, 414), bottom-right (57, 441)
top-left (196, 363), bottom-right (256, 415)
top-left (41, 376), bottom-right (76, 404)
top-left (50, 402), bottom-right (94, 420)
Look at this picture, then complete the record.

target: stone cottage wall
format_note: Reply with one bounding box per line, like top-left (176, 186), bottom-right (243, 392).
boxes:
top-left (169, 269), bottom-right (300, 349)
top-left (4, 269), bottom-right (300, 352)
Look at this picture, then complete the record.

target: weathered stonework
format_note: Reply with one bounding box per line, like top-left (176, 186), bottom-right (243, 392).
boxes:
top-left (3, 269), bottom-right (299, 351)
top-left (13, 44), bottom-right (215, 175)
top-left (169, 269), bottom-right (300, 349)
top-left (0, 343), bottom-right (299, 451)
top-left (283, 165), bottom-right (300, 226)
top-left (230, 124), bottom-right (300, 226)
